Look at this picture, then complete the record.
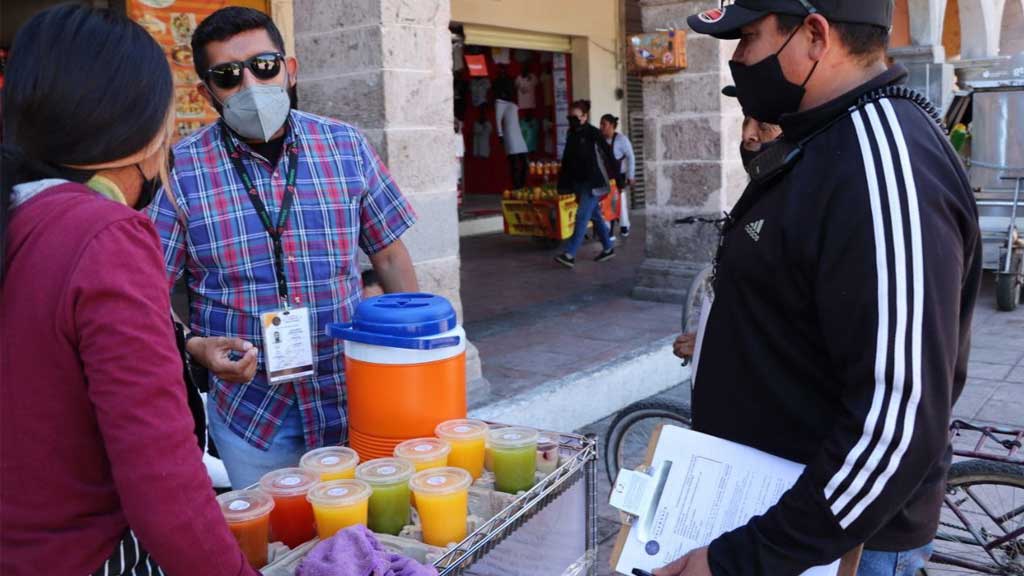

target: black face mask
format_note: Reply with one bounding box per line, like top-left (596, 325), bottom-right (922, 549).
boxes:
top-left (740, 144), bottom-right (761, 169)
top-left (740, 139), bottom-right (782, 173)
top-left (568, 116), bottom-right (582, 131)
top-left (729, 26), bottom-right (819, 124)
top-left (135, 163), bottom-right (160, 211)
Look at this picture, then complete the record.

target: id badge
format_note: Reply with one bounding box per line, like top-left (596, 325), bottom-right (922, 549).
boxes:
top-left (260, 307), bottom-right (315, 384)
top-left (689, 293), bottom-right (714, 389)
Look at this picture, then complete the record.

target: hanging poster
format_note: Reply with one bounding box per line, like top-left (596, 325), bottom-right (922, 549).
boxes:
top-left (127, 0), bottom-right (271, 140)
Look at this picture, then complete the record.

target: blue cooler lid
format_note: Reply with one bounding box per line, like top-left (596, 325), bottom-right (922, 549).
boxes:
top-left (326, 293), bottom-right (461, 350)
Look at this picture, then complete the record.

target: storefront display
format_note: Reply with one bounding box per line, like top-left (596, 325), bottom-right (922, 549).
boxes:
top-left (456, 39), bottom-right (572, 198)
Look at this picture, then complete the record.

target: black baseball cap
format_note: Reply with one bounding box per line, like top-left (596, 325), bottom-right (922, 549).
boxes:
top-left (687, 0), bottom-right (894, 40)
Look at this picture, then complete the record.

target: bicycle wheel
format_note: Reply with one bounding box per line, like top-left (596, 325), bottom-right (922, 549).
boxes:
top-left (604, 400), bottom-right (692, 484)
top-left (682, 265), bottom-right (713, 334)
top-left (928, 459), bottom-right (1024, 575)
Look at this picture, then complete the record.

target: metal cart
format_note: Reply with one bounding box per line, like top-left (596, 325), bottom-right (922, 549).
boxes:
top-left (433, 431), bottom-right (599, 576)
top-left (260, 430), bottom-right (599, 576)
top-left (956, 54), bottom-right (1024, 310)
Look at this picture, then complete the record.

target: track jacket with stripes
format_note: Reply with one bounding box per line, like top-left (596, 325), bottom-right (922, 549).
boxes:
top-left (693, 65), bottom-right (983, 574)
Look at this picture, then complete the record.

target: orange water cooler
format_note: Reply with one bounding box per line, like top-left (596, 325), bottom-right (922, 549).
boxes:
top-left (327, 293), bottom-right (467, 461)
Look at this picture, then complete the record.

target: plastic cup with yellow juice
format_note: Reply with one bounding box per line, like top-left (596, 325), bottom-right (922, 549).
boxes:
top-left (393, 438), bottom-right (451, 472)
top-left (435, 419), bottom-right (487, 479)
top-left (300, 446), bottom-right (359, 481)
top-left (306, 479), bottom-right (372, 540)
top-left (356, 458), bottom-right (414, 535)
top-left (216, 489), bottom-right (275, 569)
top-left (410, 467), bottom-right (472, 547)
top-left (488, 427), bottom-right (538, 494)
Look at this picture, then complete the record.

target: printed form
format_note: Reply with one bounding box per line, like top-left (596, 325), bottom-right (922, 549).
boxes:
top-left (615, 425), bottom-right (840, 576)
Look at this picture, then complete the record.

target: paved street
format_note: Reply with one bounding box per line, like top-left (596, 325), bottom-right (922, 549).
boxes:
top-left (578, 275), bottom-right (1024, 576)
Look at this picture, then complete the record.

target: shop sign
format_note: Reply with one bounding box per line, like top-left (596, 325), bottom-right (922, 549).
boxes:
top-left (127, 0), bottom-right (271, 141)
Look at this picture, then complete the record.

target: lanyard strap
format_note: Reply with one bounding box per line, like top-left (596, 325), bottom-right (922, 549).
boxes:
top-left (221, 127), bottom-right (300, 305)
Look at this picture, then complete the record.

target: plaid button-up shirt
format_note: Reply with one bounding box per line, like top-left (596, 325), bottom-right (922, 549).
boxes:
top-left (148, 110), bottom-right (416, 450)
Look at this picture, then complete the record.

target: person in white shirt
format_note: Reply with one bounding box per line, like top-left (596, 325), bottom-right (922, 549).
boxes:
top-left (599, 114), bottom-right (636, 237)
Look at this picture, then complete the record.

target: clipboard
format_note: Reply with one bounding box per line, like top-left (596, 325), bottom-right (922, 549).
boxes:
top-left (610, 425), bottom-right (863, 576)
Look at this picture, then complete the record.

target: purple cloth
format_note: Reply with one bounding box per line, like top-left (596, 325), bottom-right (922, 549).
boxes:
top-left (296, 525), bottom-right (438, 576)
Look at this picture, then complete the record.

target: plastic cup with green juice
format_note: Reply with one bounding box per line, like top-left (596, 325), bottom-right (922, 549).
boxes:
top-left (487, 427), bottom-right (539, 494)
top-left (355, 457), bottom-right (414, 535)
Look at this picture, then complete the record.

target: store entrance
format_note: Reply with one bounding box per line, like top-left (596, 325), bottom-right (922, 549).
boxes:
top-left (452, 28), bottom-right (573, 222)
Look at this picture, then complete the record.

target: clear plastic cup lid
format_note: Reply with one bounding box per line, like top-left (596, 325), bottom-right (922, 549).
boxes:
top-left (537, 431), bottom-right (560, 450)
top-left (435, 419), bottom-right (488, 440)
top-left (355, 458), bottom-right (415, 486)
top-left (300, 446), bottom-right (359, 475)
top-left (217, 489), bottom-right (275, 523)
top-left (487, 426), bottom-right (539, 449)
top-left (258, 467), bottom-right (318, 497)
top-left (393, 438), bottom-right (452, 462)
top-left (306, 479), bottom-right (372, 507)
top-left (409, 467), bottom-right (472, 495)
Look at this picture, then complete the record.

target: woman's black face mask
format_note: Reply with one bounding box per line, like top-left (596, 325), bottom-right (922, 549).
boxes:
top-left (134, 163), bottom-right (160, 211)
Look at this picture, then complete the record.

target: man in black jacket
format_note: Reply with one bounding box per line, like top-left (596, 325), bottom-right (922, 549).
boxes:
top-left (655, 1), bottom-right (982, 575)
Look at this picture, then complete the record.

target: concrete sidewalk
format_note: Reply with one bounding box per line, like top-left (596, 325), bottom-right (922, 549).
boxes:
top-left (460, 216), bottom-right (691, 432)
top-left (578, 276), bottom-right (1024, 576)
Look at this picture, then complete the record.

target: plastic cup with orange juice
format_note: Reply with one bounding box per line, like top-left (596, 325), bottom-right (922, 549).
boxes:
top-left (488, 427), bottom-right (539, 494)
top-left (409, 467), bottom-right (472, 547)
top-left (306, 479), bottom-right (372, 540)
top-left (258, 468), bottom-right (318, 548)
top-left (356, 458), bottom-right (415, 535)
top-left (300, 446), bottom-right (359, 481)
top-left (216, 489), bottom-right (275, 569)
top-left (393, 437), bottom-right (451, 472)
top-left (436, 419), bottom-right (487, 479)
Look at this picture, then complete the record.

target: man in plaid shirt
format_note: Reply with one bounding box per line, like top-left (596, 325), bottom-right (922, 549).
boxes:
top-left (148, 8), bottom-right (418, 488)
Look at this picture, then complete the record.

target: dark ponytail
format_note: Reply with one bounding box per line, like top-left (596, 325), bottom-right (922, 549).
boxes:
top-left (1, 4), bottom-right (173, 282)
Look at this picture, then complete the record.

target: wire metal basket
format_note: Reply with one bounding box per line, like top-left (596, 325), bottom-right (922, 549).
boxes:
top-left (432, 430), bottom-right (599, 576)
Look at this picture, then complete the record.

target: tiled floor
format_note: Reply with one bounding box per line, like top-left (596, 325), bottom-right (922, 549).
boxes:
top-left (460, 215), bottom-right (682, 408)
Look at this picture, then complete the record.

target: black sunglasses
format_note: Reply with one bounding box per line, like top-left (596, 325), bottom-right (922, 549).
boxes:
top-left (206, 52), bottom-right (284, 89)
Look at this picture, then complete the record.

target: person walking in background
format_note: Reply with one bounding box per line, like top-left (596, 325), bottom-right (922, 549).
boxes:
top-left (1, 5), bottom-right (258, 575)
top-left (148, 7), bottom-right (419, 490)
top-left (600, 114), bottom-right (636, 238)
top-left (554, 100), bottom-right (620, 269)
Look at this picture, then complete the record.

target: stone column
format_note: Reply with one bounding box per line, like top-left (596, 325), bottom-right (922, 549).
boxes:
top-left (632, 0), bottom-right (745, 304)
top-left (889, 0), bottom-right (955, 112)
top-left (293, 0), bottom-right (483, 386)
top-left (959, 0), bottom-right (1007, 59)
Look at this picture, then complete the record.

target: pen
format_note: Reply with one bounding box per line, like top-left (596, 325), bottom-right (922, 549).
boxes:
top-left (632, 570), bottom-right (655, 576)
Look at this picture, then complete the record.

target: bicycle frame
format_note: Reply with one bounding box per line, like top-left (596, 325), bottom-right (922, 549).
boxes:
top-left (929, 420), bottom-right (1024, 573)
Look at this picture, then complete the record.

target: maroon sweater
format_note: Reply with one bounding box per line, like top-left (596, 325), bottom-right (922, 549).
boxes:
top-left (1, 184), bottom-right (257, 575)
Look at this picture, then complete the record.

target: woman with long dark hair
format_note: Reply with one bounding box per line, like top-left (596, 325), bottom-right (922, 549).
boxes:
top-left (554, 99), bottom-right (620, 268)
top-left (0, 6), bottom-right (257, 575)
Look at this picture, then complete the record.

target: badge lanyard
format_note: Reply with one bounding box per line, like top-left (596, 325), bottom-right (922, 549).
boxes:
top-left (221, 127), bottom-right (300, 310)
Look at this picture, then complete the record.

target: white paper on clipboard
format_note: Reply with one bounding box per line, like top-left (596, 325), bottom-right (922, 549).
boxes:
top-left (613, 425), bottom-right (840, 576)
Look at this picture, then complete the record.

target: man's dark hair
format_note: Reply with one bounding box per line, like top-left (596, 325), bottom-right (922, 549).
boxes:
top-left (1, 4), bottom-right (172, 282)
top-left (600, 114), bottom-right (619, 127)
top-left (191, 7), bottom-right (285, 77)
top-left (776, 14), bottom-right (889, 64)
top-left (571, 99), bottom-right (592, 114)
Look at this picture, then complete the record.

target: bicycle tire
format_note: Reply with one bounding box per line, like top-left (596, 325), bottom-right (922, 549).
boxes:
top-left (682, 265), bottom-right (713, 334)
top-left (930, 459), bottom-right (1024, 575)
top-left (604, 399), bottom-right (693, 485)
